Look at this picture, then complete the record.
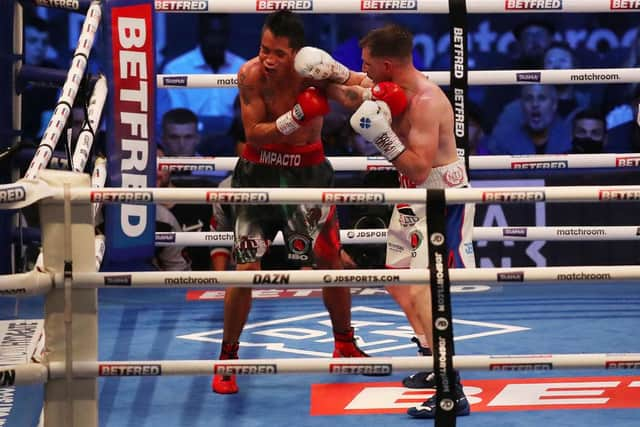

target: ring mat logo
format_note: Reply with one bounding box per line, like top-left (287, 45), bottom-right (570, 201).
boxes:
top-left (178, 307), bottom-right (528, 357)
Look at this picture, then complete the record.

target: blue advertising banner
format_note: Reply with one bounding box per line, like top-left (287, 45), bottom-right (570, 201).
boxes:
top-left (102, 0), bottom-right (156, 270)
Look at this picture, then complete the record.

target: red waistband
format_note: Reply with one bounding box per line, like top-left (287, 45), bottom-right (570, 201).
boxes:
top-left (242, 141), bottom-right (325, 167)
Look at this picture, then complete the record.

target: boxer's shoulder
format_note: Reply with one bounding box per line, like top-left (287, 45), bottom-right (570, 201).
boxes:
top-left (238, 58), bottom-right (264, 88)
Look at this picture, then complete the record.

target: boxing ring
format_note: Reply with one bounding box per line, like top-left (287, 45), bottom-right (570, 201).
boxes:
top-left (1, 0), bottom-right (640, 426)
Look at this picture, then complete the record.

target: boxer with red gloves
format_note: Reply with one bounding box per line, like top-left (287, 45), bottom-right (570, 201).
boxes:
top-left (213, 10), bottom-right (374, 396)
top-left (276, 87), bottom-right (330, 135)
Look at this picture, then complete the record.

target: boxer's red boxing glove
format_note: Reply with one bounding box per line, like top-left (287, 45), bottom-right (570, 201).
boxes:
top-left (276, 87), bottom-right (330, 135)
top-left (365, 82), bottom-right (407, 117)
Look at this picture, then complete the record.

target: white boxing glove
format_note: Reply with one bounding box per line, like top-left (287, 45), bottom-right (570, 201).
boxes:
top-left (350, 100), bottom-right (406, 161)
top-left (294, 46), bottom-right (350, 83)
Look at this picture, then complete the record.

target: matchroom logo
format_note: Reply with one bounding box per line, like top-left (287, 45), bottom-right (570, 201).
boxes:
top-left (505, 0), bottom-right (562, 9)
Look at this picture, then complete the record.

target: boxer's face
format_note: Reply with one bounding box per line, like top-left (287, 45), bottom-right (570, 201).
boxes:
top-left (259, 29), bottom-right (296, 78)
top-left (361, 47), bottom-right (391, 84)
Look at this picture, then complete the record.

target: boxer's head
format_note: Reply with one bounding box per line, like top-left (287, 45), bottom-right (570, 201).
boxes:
top-left (259, 10), bottom-right (305, 78)
top-left (359, 24), bottom-right (413, 83)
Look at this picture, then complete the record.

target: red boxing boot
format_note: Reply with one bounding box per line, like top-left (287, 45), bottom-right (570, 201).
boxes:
top-left (212, 342), bottom-right (239, 394)
top-left (332, 327), bottom-right (370, 358)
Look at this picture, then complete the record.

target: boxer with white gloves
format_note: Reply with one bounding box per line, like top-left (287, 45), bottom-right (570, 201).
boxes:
top-left (349, 81), bottom-right (409, 161)
top-left (327, 23), bottom-right (475, 419)
top-left (294, 46), bottom-right (351, 83)
top-left (350, 100), bottom-right (405, 161)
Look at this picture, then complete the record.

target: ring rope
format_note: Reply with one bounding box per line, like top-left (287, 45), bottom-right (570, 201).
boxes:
top-left (158, 153), bottom-right (640, 172)
top-left (43, 265), bottom-right (640, 292)
top-left (23, 2), bottom-right (101, 181)
top-left (151, 0), bottom-right (635, 14)
top-left (158, 67), bottom-right (640, 89)
top-left (54, 353), bottom-right (640, 377)
top-left (155, 226), bottom-right (640, 247)
top-left (5, 263), bottom-right (639, 296)
top-left (6, 351), bottom-right (640, 387)
top-left (2, 183), bottom-right (640, 211)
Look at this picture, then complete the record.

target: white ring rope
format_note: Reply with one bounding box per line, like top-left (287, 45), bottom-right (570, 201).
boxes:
top-left (2, 183), bottom-right (640, 210)
top-left (156, 226), bottom-right (640, 247)
top-left (8, 352), bottom-right (640, 386)
top-left (158, 67), bottom-right (640, 89)
top-left (24, 1), bottom-right (102, 181)
top-left (71, 74), bottom-right (108, 173)
top-left (158, 154), bottom-right (640, 172)
top-left (153, 0), bottom-right (639, 14)
top-left (43, 265), bottom-right (640, 292)
top-left (60, 185), bottom-right (640, 205)
top-left (58, 353), bottom-right (640, 377)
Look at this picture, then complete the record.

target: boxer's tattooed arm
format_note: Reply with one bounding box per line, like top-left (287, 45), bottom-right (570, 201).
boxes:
top-left (326, 84), bottom-right (368, 110)
top-left (343, 87), bottom-right (362, 104)
top-left (237, 71), bottom-right (254, 106)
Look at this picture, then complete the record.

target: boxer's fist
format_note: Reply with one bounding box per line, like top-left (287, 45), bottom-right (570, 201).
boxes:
top-left (367, 82), bottom-right (408, 116)
top-left (294, 46), bottom-right (350, 83)
top-left (350, 100), bottom-right (406, 161)
top-left (276, 87), bottom-right (330, 135)
top-left (295, 87), bottom-right (330, 122)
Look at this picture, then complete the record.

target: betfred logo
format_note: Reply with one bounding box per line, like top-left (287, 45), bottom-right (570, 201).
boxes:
top-left (256, 0), bottom-right (313, 10)
top-left (90, 191), bottom-right (153, 203)
top-left (605, 360), bottom-right (640, 369)
top-left (366, 164), bottom-right (395, 171)
top-left (615, 156), bottom-right (640, 167)
top-left (214, 364), bottom-right (277, 374)
top-left (611, 0), bottom-right (640, 9)
top-left (99, 364), bottom-right (161, 376)
top-left (329, 363), bottom-right (392, 375)
top-left (489, 363), bottom-right (552, 371)
top-left (206, 191), bottom-right (269, 203)
top-left (310, 376), bottom-right (640, 415)
top-left (0, 186), bottom-right (26, 203)
top-left (155, 0), bottom-right (207, 10)
top-left (322, 192), bottom-right (385, 203)
top-left (482, 191), bottom-right (545, 202)
top-left (505, 0), bottom-right (562, 9)
top-left (361, 0), bottom-right (417, 10)
top-left (158, 163), bottom-right (215, 172)
top-left (34, 0), bottom-right (80, 10)
top-left (599, 189), bottom-right (640, 200)
top-left (511, 160), bottom-right (568, 169)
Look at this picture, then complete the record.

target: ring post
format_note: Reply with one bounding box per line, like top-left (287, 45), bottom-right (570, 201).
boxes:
top-left (427, 188), bottom-right (457, 426)
top-left (39, 170), bottom-right (97, 427)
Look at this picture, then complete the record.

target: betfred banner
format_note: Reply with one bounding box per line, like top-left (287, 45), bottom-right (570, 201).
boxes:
top-left (311, 376), bottom-right (640, 415)
top-left (103, 0), bottom-right (155, 269)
